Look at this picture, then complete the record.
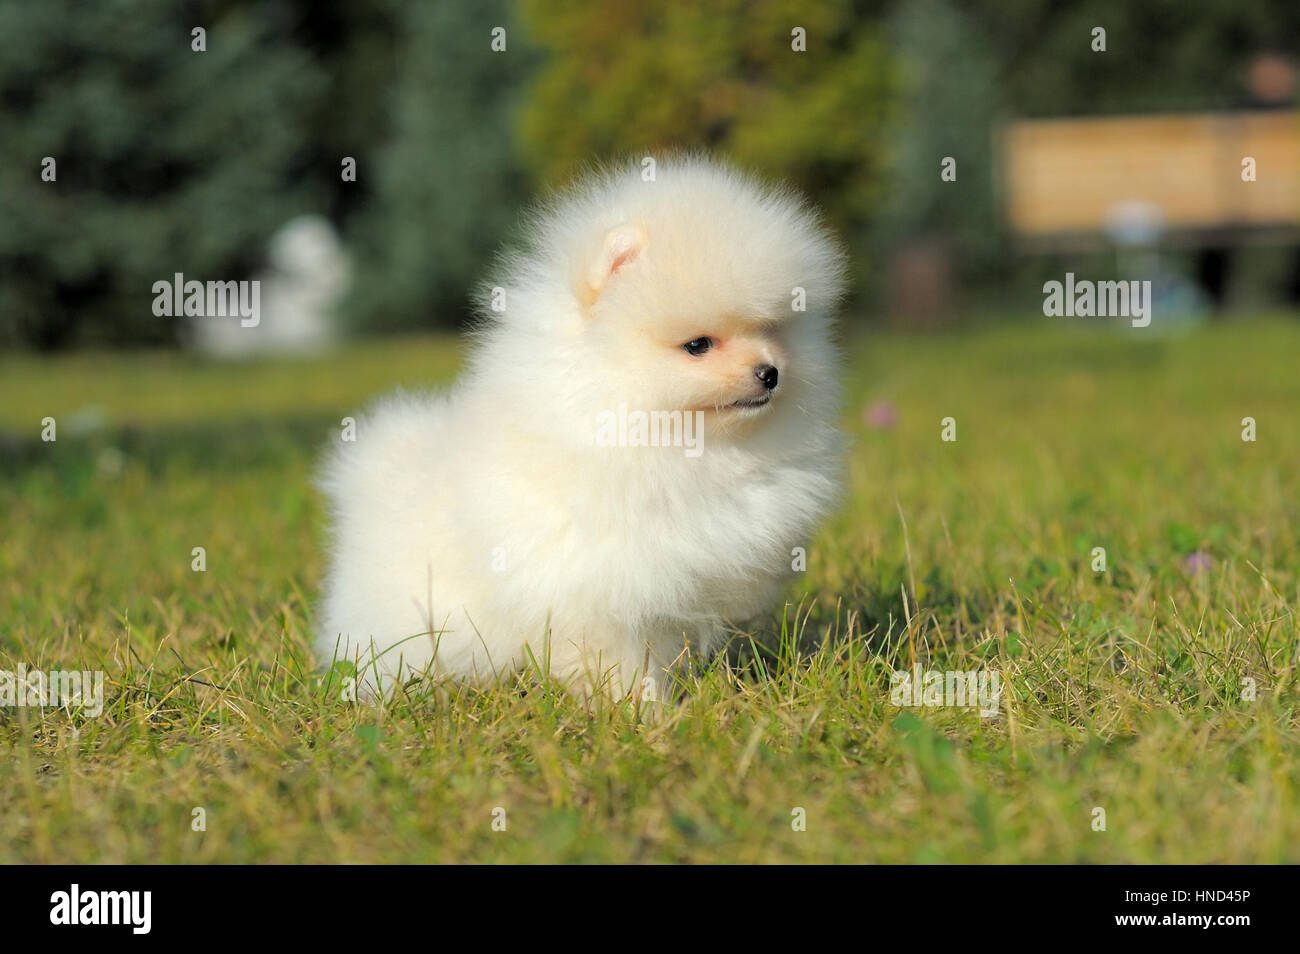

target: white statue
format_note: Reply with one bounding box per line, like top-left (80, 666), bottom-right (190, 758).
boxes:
top-left (190, 215), bottom-right (349, 358)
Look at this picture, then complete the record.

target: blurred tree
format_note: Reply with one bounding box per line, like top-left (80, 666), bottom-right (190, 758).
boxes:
top-left (291, 1), bottom-right (403, 227)
top-left (968, 0), bottom-right (1300, 117)
top-left (871, 0), bottom-right (1002, 323)
top-left (345, 0), bottom-right (534, 333)
top-left (516, 0), bottom-right (896, 289)
top-left (0, 0), bottom-right (327, 348)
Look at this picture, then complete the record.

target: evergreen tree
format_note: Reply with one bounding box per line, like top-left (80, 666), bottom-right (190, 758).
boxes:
top-left (516, 0), bottom-right (896, 278)
top-left (0, 0), bottom-right (326, 348)
top-left (345, 0), bottom-right (533, 333)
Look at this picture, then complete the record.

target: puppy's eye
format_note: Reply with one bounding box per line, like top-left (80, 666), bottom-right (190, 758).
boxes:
top-left (682, 337), bottom-right (713, 356)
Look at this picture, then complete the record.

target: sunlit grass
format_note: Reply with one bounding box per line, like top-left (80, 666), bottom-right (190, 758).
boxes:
top-left (1, 316), bottom-right (1297, 862)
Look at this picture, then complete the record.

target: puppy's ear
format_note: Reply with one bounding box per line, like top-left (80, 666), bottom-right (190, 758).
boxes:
top-left (584, 223), bottom-right (646, 304)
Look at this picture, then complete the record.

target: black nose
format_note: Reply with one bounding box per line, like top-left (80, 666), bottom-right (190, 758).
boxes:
top-left (755, 364), bottom-right (779, 390)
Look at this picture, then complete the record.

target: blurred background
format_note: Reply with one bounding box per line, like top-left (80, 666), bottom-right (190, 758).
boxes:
top-left (2, 0), bottom-right (1299, 353)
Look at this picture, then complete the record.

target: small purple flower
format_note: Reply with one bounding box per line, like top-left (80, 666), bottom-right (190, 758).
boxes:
top-left (864, 400), bottom-right (898, 430)
top-left (1183, 551), bottom-right (1212, 576)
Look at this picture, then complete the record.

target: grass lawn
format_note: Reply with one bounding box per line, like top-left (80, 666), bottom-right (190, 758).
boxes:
top-left (1, 316), bottom-right (1298, 863)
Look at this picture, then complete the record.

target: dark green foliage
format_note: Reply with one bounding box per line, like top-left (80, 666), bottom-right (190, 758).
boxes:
top-left (344, 0), bottom-right (533, 333)
top-left (3, 0), bottom-right (1298, 346)
top-left (0, 0), bottom-right (328, 348)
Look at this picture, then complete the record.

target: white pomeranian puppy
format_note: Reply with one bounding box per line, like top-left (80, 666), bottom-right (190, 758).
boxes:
top-left (315, 155), bottom-right (845, 700)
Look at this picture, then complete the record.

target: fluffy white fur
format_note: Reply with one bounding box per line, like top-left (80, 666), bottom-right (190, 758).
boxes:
top-left (315, 156), bottom-right (845, 699)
